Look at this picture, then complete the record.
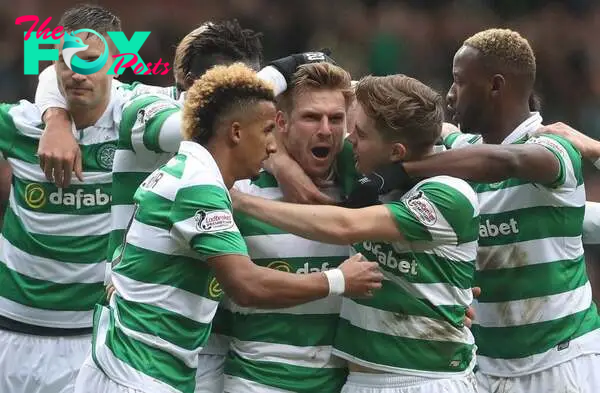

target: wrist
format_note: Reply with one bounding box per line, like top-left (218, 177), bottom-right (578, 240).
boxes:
top-left (43, 108), bottom-right (71, 125)
top-left (257, 66), bottom-right (288, 96)
top-left (323, 268), bottom-right (345, 295)
top-left (265, 151), bottom-right (291, 177)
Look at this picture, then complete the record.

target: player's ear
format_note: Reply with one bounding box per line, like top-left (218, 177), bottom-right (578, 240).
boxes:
top-left (389, 142), bottom-right (407, 162)
top-left (275, 110), bottom-right (288, 134)
top-left (229, 121), bottom-right (242, 145)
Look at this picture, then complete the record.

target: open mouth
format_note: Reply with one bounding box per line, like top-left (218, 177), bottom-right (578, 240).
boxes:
top-left (311, 146), bottom-right (331, 159)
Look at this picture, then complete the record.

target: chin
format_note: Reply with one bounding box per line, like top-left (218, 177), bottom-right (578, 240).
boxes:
top-left (67, 97), bottom-right (90, 107)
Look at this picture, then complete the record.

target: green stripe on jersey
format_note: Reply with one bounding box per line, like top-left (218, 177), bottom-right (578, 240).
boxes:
top-left (444, 124), bottom-right (600, 375)
top-left (225, 350), bottom-right (347, 393)
top-left (226, 172), bottom-right (349, 393)
top-left (334, 317), bottom-right (474, 372)
top-left (0, 100), bottom-right (117, 328)
top-left (107, 93), bottom-right (182, 261)
top-left (334, 176), bottom-right (479, 375)
top-left (93, 142), bottom-right (246, 393)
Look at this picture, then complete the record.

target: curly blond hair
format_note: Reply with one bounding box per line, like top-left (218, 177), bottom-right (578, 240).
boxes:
top-left (464, 28), bottom-right (535, 80)
top-left (182, 62), bottom-right (274, 144)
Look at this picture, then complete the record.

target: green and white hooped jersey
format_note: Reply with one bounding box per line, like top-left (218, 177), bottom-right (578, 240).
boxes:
top-left (108, 93), bottom-right (182, 263)
top-left (0, 100), bottom-right (119, 328)
top-left (224, 171), bottom-right (350, 393)
top-left (444, 113), bottom-right (600, 376)
top-left (333, 175), bottom-right (480, 377)
top-left (91, 142), bottom-right (248, 393)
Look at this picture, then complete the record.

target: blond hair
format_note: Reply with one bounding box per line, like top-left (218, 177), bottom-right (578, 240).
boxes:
top-left (464, 28), bottom-right (536, 81)
top-left (278, 62), bottom-right (354, 113)
top-left (355, 75), bottom-right (444, 155)
top-left (182, 62), bottom-right (275, 144)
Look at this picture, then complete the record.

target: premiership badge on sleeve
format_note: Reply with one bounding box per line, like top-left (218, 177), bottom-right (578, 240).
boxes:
top-left (403, 190), bottom-right (437, 226)
top-left (194, 210), bottom-right (235, 232)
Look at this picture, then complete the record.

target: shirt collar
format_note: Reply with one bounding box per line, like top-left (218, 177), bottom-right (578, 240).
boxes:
top-left (501, 112), bottom-right (543, 144)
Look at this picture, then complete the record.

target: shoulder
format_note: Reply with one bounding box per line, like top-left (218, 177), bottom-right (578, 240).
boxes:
top-left (525, 133), bottom-right (583, 188)
top-left (120, 93), bottom-right (181, 132)
top-left (2, 100), bottom-right (44, 137)
top-left (403, 175), bottom-right (479, 218)
top-left (122, 93), bottom-right (181, 115)
top-left (443, 131), bottom-right (482, 149)
top-left (117, 82), bottom-right (178, 100)
top-left (525, 133), bottom-right (581, 162)
top-left (234, 170), bottom-right (282, 199)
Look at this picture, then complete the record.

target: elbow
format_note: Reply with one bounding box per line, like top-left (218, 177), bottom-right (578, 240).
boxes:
top-left (331, 219), bottom-right (361, 245)
top-left (492, 149), bottom-right (523, 180)
top-left (227, 281), bottom-right (266, 308)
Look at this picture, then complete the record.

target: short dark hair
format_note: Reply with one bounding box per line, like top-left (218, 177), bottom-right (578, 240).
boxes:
top-left (182, 63), bottom-right (275, 145)
top-left (173, 20), bottom-right (263, 91)
top-left (356, 75), bottom-right (444, 156)
top-left (58, 4), bottom-right (122, 35)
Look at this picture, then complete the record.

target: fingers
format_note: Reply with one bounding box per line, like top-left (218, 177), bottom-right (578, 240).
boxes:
top-left (42, 154), bottom-right (56, 183)
top-left (346, 253), bottom-right (364, 263)
top-left (38, 150), bottom-right (81, 188)
top-left (60, 154), bottom-right (75, 189)
top-left (38, 152), bottom-right (46, 174)
top-left (311, 191), bottom-right (337, 205)
top-left (472, 286), bottom-right (482, 298)
top-left (74, 150), bottom-right (84, 182)
top-left (464, 316), bottom-right (473, 329)
top-left (54, 159), bottom-right (68, 189)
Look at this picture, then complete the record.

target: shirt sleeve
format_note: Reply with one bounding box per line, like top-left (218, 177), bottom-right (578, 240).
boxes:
top-left (583, 201), bottom-right (600, 245)
top-left (524, 134), bottom-right (582, 190)
top-left (385, 178), bottom-right (480, 245)
top-left (117, 82), bottom-right (177, 99)
top-left (170, 183), bottom-right (248, 260)
top-left (443, 132), bottom-right (482, 149)
top-left (0, 103), bottom-right (19, 159)
top-left (35, 65), bottom-right (125, 114)
top-left (34, 65), bottom-right (67, 113)
top-left (119, 94), bottom-right (182, 154)
top-left (335, 139), bottom-right (360, 197)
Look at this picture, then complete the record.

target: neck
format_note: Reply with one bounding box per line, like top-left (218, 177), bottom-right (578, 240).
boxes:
top-left (310, 166), bottom-right (336, 188)
top-left (205, 140), bottom-right (236, 189)
top-left (405, 145), bottom-right (436, 162)
top-left (70, 97), bottom-right (110, 129)
top-left (482, 99), bottom-right (532, 145)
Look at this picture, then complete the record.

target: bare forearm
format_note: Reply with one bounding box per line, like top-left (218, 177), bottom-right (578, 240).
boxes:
top-left (43, 108), bottom-right (71, 128)
top-left (404, 145), bottom-right (556, 184)
top-left (243, 267), bottom-right (330, 308)
top-left (588, 141), bottom-right (600, 162)
top-left (237, 194), bottom-right (349, 244)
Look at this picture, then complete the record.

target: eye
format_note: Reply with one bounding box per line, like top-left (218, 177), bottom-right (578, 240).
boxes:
top-left (303, 113), bottom-right (320, 122)
top-left (330, 115), bottom-right (344, 124)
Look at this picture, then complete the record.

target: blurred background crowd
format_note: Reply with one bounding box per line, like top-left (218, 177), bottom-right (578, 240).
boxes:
top-left (1, 0), bottom-right (599, 297)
